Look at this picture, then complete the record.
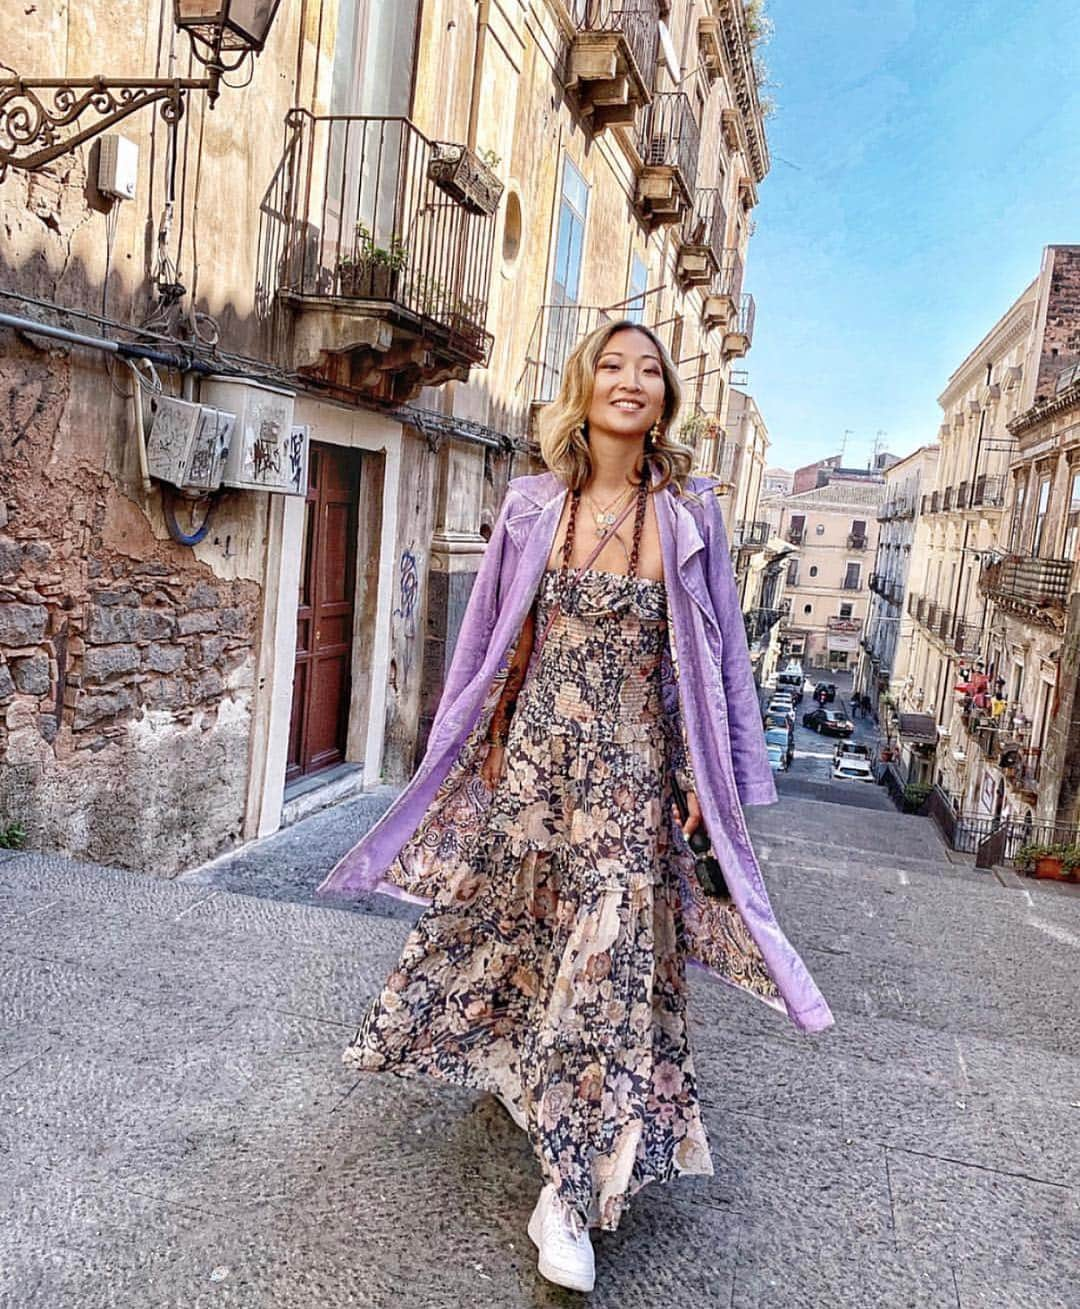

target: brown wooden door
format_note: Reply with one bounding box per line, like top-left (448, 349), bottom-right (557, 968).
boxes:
top-left (286, 443), bottom-right (360, 783)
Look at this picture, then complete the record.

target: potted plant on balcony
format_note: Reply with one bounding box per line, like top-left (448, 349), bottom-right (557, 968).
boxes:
top-left (427, 143), bottom-right (504, 216)
top-left (336, 224), bottom-right (408, 299)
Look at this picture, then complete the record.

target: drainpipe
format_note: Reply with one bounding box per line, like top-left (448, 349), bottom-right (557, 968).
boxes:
top-left (467, 0), bottom-right (491, 150)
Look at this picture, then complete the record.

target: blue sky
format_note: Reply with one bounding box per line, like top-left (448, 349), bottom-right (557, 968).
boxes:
top-left (747, 0), bottom-right (1080, 471)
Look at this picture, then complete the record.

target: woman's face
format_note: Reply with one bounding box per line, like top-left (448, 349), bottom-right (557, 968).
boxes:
top-left (586, 328), bottom-right (667, 440)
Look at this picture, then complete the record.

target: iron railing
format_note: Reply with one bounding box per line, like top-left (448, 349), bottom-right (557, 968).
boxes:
top-left (972, 474), bottom-right (1006, 508)
top-left (277, 111), bottom-right (497, 364)
top-left (744, 606), bottom-right (782, 643)
top-left (681, 187), bottom-right (727, 268)
top-left (786, 525), bottom-right (806, 545)
top-left (569, 1), bottom-right (660, 93)
top-left (847, 532), bottom-right (868, 549)
top-left (737, 520), bottom-right (770, 547)
top-left (732, 293), bottom-right (756, 345)
top-left (519, 303), bottom-right (613, 403)
top-left (980, 554), bottom-right (1074, 613)
top-left (878, 496), bottom-right (914, 521)
top-left (926, 787), bottom-right (1080, 866)
top-left (636, 91), bottom-right (701, 199)
top-left (953, 619), bottom-right (981, 656)
top-left (712, 248), bottom-right (744, 300)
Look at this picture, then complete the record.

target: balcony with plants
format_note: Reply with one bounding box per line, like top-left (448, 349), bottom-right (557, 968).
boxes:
top-left (633, 91), bottom-right (701, 228)
top-left (565, 0), bottom-right (659, 131)
top-left (276, 112), bottom-right (500, 401)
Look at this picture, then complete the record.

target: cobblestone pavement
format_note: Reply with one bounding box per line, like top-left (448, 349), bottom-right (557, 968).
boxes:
top-left (2, 784), bottom-right (1079, 1307)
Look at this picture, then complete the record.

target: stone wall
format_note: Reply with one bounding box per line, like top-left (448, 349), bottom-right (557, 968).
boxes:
top-left (1036, 246), bottom-right (1080, 399)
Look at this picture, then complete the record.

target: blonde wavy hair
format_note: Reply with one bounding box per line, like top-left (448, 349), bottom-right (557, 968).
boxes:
top-left (538, 319), bottom-right (693, 494)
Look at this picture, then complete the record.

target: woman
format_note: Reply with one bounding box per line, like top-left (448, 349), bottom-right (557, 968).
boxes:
top-left (318, 321), bottom-right (832, 1293)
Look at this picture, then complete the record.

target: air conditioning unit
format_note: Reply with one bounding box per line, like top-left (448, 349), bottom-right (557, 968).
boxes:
top-left (144, 394), bottom-right (235, 492)
top-left (200, 377), bottom-right (308, 496)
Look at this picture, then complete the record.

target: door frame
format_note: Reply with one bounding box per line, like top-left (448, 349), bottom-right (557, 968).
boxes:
top-left (243, 398), bottom-right (403, 840)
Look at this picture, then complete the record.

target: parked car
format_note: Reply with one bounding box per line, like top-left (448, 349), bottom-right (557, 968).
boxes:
top-left (813, 682), bottom-right (837, 704)
top-left (766, 697), bottom-right (796, 725)
top-left (766, 743), bottom-right (788, 773)
top-left (833, 754), bottom-right (875, 783)
top-left (802, 707), bottom-right (854, 737)
top-left (765, 725), bottom-right (794, 766)
top-left (834, 741), bottom-right (871, 764)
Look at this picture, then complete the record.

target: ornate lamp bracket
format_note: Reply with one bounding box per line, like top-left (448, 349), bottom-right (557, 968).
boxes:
top-left (0, 76), bottom-right (213, 178)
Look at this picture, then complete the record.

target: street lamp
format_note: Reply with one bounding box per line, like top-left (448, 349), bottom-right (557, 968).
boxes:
top-left (0, 0), bottom-right (282, 176)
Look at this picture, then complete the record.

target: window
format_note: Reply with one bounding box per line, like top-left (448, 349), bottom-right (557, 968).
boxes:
top-left (815, 523), bottom-right (825, 535)
top-left (625, 255), bottom-right (648, 324)
top-left (851, 519), bottom-right (867, 541)
top-left (809, 565), bottom-right (818, 578)
top-left (786, 560), bottom-right (798, 586)
top-left (803, 603), bottom-right (812, 615)
top-left (542, 157), bottom-right (589, 400)
top-left (839, 603), bottom-right (853, 618)
top-left (789, 514), bottom-right (805, 541)
top-left (843, 562), bottom-right (861, 589)
top-left (1031, 476), bottom-right (1051, 556)
top-left (1064, 469), bottom-right (1080, 561)
top-left (1010, 473), bottom-right (1028, 550)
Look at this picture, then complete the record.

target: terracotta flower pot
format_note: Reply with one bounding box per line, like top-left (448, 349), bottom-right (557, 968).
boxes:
top-left (1035, 856), bottom-right (1067, 880)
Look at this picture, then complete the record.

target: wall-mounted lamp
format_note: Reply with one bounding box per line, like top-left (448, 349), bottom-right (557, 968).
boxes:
top-left (0, 0), bottom-right (282, 177)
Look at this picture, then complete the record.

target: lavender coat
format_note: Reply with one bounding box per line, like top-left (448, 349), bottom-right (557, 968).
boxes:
top-left (319, 471), bottom-right (834, 1035)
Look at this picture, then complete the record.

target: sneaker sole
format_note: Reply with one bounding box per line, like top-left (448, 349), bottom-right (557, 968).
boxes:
top-left (528, 1209), bottom-right (595, 1294)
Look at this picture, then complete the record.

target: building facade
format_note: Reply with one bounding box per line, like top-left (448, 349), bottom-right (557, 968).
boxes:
top-left (856, 444), bottom-right (939, 716)
top-left (0, 1), bottom-right (772, 871)
top-left (768, 479), bottom-right (884, 670)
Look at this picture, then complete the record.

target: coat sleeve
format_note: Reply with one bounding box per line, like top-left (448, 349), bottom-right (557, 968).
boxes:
top-left (699, 485), bottom-right (778, 807)
top-left (429, 486), bottom-right (522, 738)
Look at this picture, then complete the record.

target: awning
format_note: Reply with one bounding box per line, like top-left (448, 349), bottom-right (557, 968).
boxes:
top-left (898, 712), bottom-right (938, 744)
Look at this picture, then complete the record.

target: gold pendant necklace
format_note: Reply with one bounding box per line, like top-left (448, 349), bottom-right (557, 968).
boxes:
top-left (585, 485), bottom-right (631, 534)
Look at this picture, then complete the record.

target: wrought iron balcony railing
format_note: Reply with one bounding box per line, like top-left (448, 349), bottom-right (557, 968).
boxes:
top-left (972, 474), bottom-right (1006, 508)
top-left (980, 553), bottom-right (1074, 621)
top-left (679, 187), bottom-right (727, 281)
top-left (847, 532), bottom-right (868, 550)
top-left (519, 303), bottom-right (613, 404)
top-left (744, 606), bottom-right (782, 643)
top-left (786, 525), bottom-right (806, 545)
top-left (737, 519), bottom-right (770, 547)
top-left (636, 91), bottom-right (701, 202)
top-left (277, 111), bottom-right (498, 371)
top-left (569, 1), bottom-right (660, 111)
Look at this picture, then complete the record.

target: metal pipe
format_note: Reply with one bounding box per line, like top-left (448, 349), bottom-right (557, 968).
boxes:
top-left (0, 310), bottom-right (212, 372)
top-left (467, 0), bottom-right (491, 151)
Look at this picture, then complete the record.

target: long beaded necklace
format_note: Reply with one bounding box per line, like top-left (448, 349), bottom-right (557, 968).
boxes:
top-left (560, 465), bottom-right (650, 591)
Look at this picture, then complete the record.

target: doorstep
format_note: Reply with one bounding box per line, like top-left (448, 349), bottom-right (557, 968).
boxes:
top-left (282, 762), bottom-right (365, 828)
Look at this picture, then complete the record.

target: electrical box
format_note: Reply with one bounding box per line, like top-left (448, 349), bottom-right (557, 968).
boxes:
top-left (98, 134), bottom-right (139, 201)
top-left (200, 377), bottom-right (307, 496)
top-left (145, 395), bottom-right (235, 492)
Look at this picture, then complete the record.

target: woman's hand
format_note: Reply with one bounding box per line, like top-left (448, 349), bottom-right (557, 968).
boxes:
top-left (481, 742), bottom-right (507, 791)
top-left (673, 789), bottom-right (702, 839)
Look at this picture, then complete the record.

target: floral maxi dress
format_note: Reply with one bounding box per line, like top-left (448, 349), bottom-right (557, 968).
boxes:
top-left (346, 566), bottom-right (715, 1232)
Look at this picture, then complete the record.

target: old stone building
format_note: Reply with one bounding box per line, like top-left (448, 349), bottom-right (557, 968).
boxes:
top-left (895, 247), bottom-right (1080, 802)
top-left (0, 1), bottom-right (772, 871)
top-left (767, 478), bottom-right (885, 671)
top-left (855, 443), bottom-right (938, 717)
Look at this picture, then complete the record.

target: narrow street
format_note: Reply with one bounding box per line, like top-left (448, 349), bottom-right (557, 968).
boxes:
top-left (2, 773), bottom-right (1078, 1307)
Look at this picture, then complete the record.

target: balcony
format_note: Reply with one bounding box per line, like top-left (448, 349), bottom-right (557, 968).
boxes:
top-left (827, 616), bottom-right (862, 634)
top-left (276, 112), bottom-right (499, 401)
top-left (566, 1), bottom-right (659, 131)
top-left (722, 293), bottom-right (756, 357)
top-left (634, 92), bottom-right (701, 228)
top-left (519, 303), bottom-right (613, 406)
top-left (786, 525), bottom-right (806, 545)
top-left (744, 606), bottom-right (782, 643)
top-left (847, 532), bottom-right (868, 550)
top-left (878, 496), bottom-right (913, 521)
top-left (677, 189), bottom-right (727, 288)
top-left (980, 554), bottom-right (1074, 627)
top-left (702, 249), bottom-right (743, 329)
top-left (736, 519), bottom-right (770, 548)
top-left (953, 619), bottom-right (981, 657)
top-left (972, 474), bottom-right (1006, 509)
top-left (924, 600), bottom-right (939, 630)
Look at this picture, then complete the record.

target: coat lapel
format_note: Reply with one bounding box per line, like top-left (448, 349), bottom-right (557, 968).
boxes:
top-left (657, 485), bottom-right (720, 634)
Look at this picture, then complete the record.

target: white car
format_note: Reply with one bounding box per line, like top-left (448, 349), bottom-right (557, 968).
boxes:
top-left (833, 755), bottom-right (875, 783)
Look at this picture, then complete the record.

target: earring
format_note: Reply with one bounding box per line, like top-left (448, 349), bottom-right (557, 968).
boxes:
top-left (575, 420), bottom-right (587, 443)
top-left (646, 420), bottom-right (662, 450)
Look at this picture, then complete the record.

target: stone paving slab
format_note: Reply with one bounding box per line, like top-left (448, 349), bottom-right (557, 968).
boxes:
top-left (3, 833), bottom-right (1079, 1306)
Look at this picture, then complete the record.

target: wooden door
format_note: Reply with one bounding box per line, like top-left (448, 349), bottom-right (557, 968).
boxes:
top-left (286, 443), bottom-right (360, 783)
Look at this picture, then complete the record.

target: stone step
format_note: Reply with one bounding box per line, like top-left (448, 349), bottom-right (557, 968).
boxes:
top-left (751, 829), bottom-right (956, 879)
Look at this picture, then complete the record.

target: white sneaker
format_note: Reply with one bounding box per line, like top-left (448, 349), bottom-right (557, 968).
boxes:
top-left (527, 1184), bottom-right (595, 1293)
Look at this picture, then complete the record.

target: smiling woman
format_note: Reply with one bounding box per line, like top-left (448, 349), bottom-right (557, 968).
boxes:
top-left (318, 318), bottom-right (832, 1295)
